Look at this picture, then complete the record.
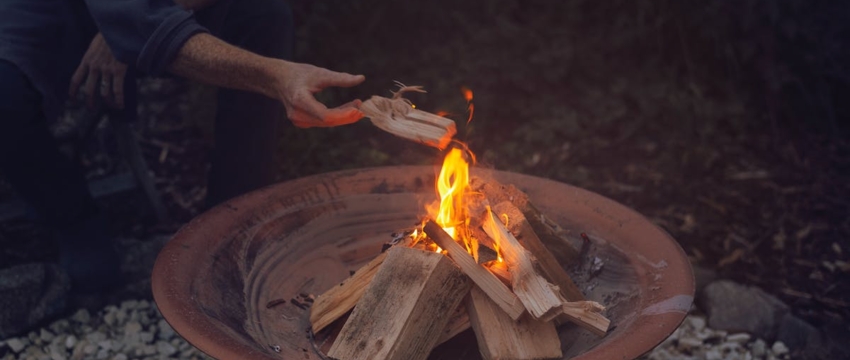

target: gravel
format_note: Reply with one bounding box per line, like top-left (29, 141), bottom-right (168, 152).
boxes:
top-left (0, 300), bottom-right (211, 360)
top-left (643, 313), bottom-right (793, 360)
top-left (2, 297), bottom-right (798, 360)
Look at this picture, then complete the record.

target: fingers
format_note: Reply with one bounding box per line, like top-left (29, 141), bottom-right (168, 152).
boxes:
top-left (112, 67), bottom-right (126, 109)
top-left (317, 72), bottom-right (365, 89)
top-left (82, 69), bottom-right (100, 109)
top-left (69, 63), bottom-right (88, 100)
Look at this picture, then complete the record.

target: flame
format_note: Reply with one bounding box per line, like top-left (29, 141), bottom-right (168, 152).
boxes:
top-left (461, 86), bottom-right (474, 124)
top-left (428, 146), bottom-right (478, 260)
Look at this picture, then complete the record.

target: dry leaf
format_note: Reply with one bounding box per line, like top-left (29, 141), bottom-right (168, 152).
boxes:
top-left (718, 248), bottom-right (746, 267)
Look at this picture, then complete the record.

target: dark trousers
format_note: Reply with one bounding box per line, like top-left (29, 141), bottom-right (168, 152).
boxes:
top-left (198, 0), bottom-right (294, 206)
top-left (0, 0), bottom-right (294, 233)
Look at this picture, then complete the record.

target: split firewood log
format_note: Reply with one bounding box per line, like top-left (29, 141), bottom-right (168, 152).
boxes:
top-left (361, 83), bottom-right (457, 149)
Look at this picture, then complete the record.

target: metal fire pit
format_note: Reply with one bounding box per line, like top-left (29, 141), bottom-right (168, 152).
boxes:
top-left (152, 166), bottom-right (694, 360)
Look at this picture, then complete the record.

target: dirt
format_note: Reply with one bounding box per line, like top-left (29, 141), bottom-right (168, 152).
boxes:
top-left (2, 0), bottom-right (848, 336)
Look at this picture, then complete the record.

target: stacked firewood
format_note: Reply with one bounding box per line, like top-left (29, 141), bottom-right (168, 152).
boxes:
top-left (309, 178), bottom-right (611, 360)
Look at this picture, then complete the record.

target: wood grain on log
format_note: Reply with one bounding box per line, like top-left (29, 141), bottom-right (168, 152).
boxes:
top-left (310, 251), bottom-right (387, 333)
top-left (466, 286), bottom-right (562, 360)
top-left (328, 247), bottom-right (470, 360)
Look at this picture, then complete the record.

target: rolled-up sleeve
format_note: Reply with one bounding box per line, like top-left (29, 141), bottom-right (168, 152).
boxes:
top-left (85, 0), bottom-right (208, 75)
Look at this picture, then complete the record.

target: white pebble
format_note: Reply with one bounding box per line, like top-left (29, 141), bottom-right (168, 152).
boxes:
top-left (97, 340), bottom-right (112, 351)
top-left (83, 343), bottom-right (97, 355)
top-left (124, 321), bottom-right (142, 335)
top-left (771, 341), bottom-right (789, 356)
top-left (86, 332), bottom-right (106, 344)
top-left (95, 348), bottom-right (109, 360)
top-left (39, 329), bottom-right (55, 342)
top-left (71, 309), bottom-right (91, 324)
top-left (142, 344), bottom-right (157, 355)
top-left (49, 350), bottom-right (66, 360)
top-left (157, 319), bottom-right (175, 340)
top-left (6, 338), bottom-right (26, 353)
top-left (687, 316), bottom-right (706, 331)
top-left (678, 336), bottom-right (703, 351)
top-left (726, 333), bottom-right (752, 344)
top-left (705, 348), bottom-right (723, 360)
top-left (103, 311), bottom-right (116, 326)
top-left (156, 341), bottom-right (178, 356)
top-left (64, 336), bottom-right (76, 350)
top-left (112, 354), bottom-right (128, 360)
top-left (751, 339), bottom-right (767, 357)
top-left (140, 331), bottom-right (154, 344)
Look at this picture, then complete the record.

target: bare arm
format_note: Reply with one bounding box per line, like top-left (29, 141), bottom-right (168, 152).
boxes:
top-left (168, 33), bottom-right (365, 127)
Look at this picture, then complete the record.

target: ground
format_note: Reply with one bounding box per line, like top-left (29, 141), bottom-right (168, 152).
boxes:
top-left (1, 0), bottom-right (848, 353)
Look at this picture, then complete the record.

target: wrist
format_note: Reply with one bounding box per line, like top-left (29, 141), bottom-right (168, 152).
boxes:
top-left (261, 58), bottom-right (291, 100)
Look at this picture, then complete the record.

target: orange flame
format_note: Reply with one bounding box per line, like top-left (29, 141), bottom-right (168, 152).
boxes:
top-left (461, 86), bottom-right (474, 124)
top-left (428, 146), bottom-right (478, 260)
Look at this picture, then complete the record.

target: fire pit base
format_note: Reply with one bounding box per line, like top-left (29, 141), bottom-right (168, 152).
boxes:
top-left (151, 166), bottom-right (693, 360)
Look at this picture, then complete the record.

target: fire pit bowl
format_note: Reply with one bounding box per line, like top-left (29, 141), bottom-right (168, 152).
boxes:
top-left (152, 166), bottom-right (693, 360)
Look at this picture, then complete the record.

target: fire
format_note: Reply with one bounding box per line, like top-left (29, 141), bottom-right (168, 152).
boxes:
top-left (461, 86), bottom-right (474, 124)
top-left (428, 146), bottom-right (478, 260)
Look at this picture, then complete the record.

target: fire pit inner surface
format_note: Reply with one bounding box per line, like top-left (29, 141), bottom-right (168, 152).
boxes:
top-left (151, 166), bottom-right (694, 360)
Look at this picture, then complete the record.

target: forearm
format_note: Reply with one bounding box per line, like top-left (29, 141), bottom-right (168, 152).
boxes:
top-left (167, 33), bottom-right (283, 99)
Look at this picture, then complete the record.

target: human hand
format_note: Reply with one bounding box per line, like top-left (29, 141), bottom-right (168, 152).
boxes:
top-left (273, 62), bottom-right (365, 128)
top-left (69, 33), bottom-right (128, 109)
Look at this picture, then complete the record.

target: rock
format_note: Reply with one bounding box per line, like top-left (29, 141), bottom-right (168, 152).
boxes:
top-left (85, 331), bottom-right (105, 344)
top-left (39, 329), bottom-right (55, 342)
top-left (687, 316), bottom-right (706, 331)
top-left (776, 313), bottom-right (821, 353)
top-left (692, 264), bottom-right (718, 296)
top-left (112, 354), bottom-right (127, 360)
top-left (705, 348), bottom-right (723, 360)
top-left (64, 335), bottom-right (76, 349)
top-left (771, 341), bottom-right (789, 356)
top-left (140, 331), bottom-right (154, 344)
top-left (6, 338), bottom-right (27, 353)
top-left (750, 339), bottom-right (767, 357)
top-left (678, 336), bottom-right (703, 351)
top-left (157, 319), bottom-right (175, 340)
top-left (156, 341), bottom-right (177, 356)
top-left (142, 344), bottom-right (157, 356)
top-left (0, 264), bottom-right (70, 339)
top-left (83, 343), bottom-right (97, 355)
top-left (103, 311), bottom-right (116, 326)
top-left (124, 321), bottom-right (142, 335)
top-left (71, 309), bottom-right (90, 324)
top-left (700, 280), bottom-right (789, 340)
top-left (727, 333), bottom-right (752, 344)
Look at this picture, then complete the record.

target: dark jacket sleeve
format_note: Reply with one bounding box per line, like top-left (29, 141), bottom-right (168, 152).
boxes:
top-left (84, 0), bottom-right (208, 75)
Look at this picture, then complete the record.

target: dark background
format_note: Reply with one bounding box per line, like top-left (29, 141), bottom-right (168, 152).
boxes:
top-left (2, 0), bottom-right (848, 338)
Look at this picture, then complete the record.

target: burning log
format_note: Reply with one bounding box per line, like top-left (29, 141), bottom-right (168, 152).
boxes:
top-left (472, 177), bottom-right (581, 268)
top-left (361, 83), bottom-right (456, 149)
top-left (466, 286), bottom-right (562, 360)
top-left (492, 201), bottom-right (585, 302)
top-left (328, 246), bottom-right (470, 360)
top-left (423, 221), bottom-right (526, 320)
top-left (482, 207), bottom-right (564, 321)
top-left (485, 204), bottom-right (611, 335)
top-left (310, 251), bottom-right (388, 333)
